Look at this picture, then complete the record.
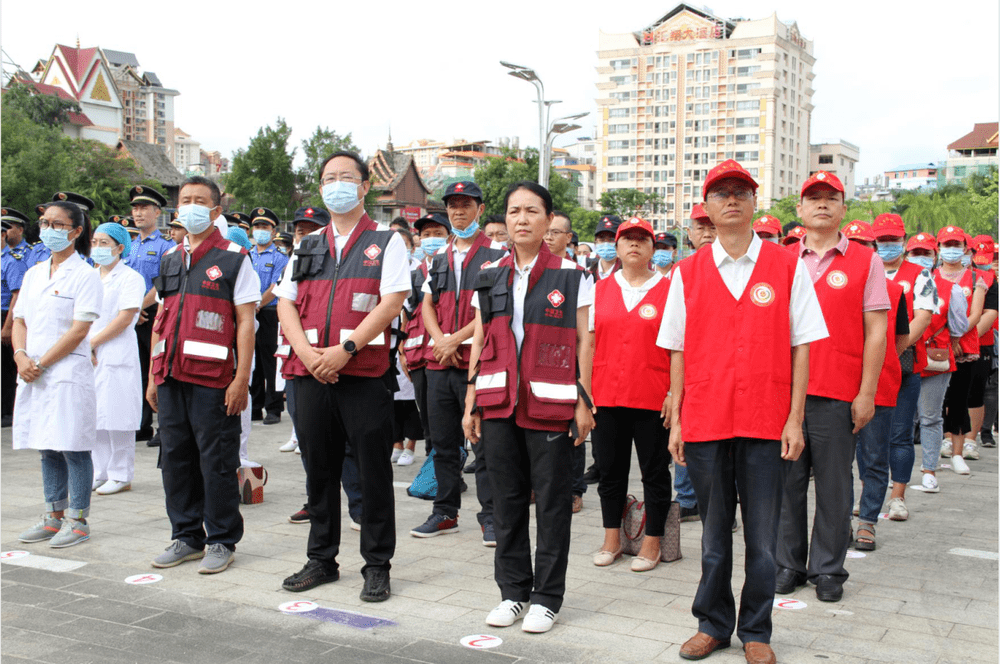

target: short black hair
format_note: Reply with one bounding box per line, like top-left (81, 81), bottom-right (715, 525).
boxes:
top-left (319, 150), bottom-right (369, 183)
top-left (782, 220), bottom-right (802, 235)
top-left (390, 217), bottom-right (409, 231)
top-left (394, 227), bottom-right (414, 248)
top-left (484, 214), bottom-right (506, 227)
top-left (181, 176), bottom-right (221, 207)
top-left (503, 181), bottom-right (552, 215)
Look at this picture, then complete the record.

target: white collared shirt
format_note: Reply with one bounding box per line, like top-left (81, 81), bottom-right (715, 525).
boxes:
top-left (588, 270), bottom-right (662, 331)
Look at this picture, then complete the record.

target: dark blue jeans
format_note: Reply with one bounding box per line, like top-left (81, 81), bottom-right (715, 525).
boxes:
top-left (855, 405), bottom-right (892, 524)
top-left (685, 438), bottom-right (787, 644)
top-left (674, 463), bottom-right (697, 509)
top-left (888, 371), bottom-right (921, 484)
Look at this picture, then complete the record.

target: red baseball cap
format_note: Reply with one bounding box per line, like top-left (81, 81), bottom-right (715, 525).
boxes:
top-left (782, 225), bottom-right (806, 245)
top-left (906, 233), bottom-right (937, 253)
top-left (615, 216), bottom-right (655, 242)
top-left (701, 159), bottom-right (758, 201)
top-left (800, 171), bottom-right (845, 197)
top-left (843, 220), bottom-right (875, 243)
top-left (973, 250), bottom-right (994, 266)
top-left (690, 203), bottom-right (711, 223)
top-left (752, 215), bottom-right (781, 235)
top-left (972, 235), bottom-right (995, 252)
top-left (872, 213), bottom-right (905, 239)
top-left (936, 225), bottom-right (966, 244)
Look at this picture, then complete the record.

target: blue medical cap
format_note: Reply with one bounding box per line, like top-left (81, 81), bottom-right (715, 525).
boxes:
top-left (94, 222), bottom-right (132, 257)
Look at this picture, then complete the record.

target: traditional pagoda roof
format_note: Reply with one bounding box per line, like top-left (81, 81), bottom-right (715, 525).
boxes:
top-left (6, 76), bottom-right (93, 126)
top-left (55, 44), bottom-right (99, 85)
top-left (368, 149), bottom-right (432, 195)
top-left (117, 140), bottom-right (184, 186)
top-left (102, 49), bottom-right (139, 68)
top-left (948, 122), bottom-right (999, 152)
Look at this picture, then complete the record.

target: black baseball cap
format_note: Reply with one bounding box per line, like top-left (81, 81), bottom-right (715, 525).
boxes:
top-left (292, 206), bottom-right (331, 227)
top-left (654, 232), bottom-right (677, 248)
top-left (442, 181), bottom-right (483, 204)
top-left (414, 212), bottom-right (452, 234)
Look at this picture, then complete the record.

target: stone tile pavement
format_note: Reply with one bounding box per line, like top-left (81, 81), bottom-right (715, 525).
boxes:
top-left (2, 419), bottom-right (996, 663)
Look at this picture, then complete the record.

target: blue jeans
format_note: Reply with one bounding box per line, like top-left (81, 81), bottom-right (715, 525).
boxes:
top-left (888, 371), bottom-right (921, 484)
top-left (855, 406), bottom-right (892, 524)
top-left (674, 462), bottom-right (697, 509)
top-left (919, 373), bottom-right (952, 472)
top-left (40, 450), bottom-right (93, 519)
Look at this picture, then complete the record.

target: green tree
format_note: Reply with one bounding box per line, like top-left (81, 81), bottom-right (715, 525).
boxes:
top-left (569, 208), bottom-right (601, 242)
top-left (968, 167), bottom-right (999, 233)
top-left (598, 188), bottom-right (662, 219)
top-left (65, 140), bottom-right (160, 222)
top-left (474, 148), bottom-right (538, 216)
top-left (297, 126), bottom-right (361, 208)
top-left (3, 81), bottom-right (82, 128)
top-left (226, 118), bottom-right (297, 219)
top-left (0, 101), bottom-right (69, 216)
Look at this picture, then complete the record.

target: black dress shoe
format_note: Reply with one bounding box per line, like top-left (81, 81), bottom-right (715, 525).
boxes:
top-left (360, 567), bottom-right (390, 602)
top-left (1, 415), bottom-right (13, 428)
top-left (815, 574), bottom-right (843, 602)
top-left (146, 432), bottom-right (161, 448)
top-left (463, 459), bottom-right (476, 474)
top-left (251, 411), bottom-right (264, 422)
top-left (582, 463), bottom-right (600, 485)
top-left (282, 560), bottom-right (338, 592)
top-left (262, 413), bottom-right (281, 425)
top-left (774, 567), bottom-right (807, 594)
top-left (135, 428), bottom-right (154, 442)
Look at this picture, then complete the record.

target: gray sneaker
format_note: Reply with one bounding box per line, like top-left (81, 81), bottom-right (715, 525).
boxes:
top-left (49, 518), bottom-right (90, 548)
top-left (198, 543), bottom-right (234, 574)
top-left (18, 514), bottom-right (63, 543)
top-left (152, 540), bottom-right (205, 568)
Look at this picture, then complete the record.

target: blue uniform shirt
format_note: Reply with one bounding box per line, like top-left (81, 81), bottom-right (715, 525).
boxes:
top-left (21, 241), bottom-right (48, 267)
top-left (125, 229), bottom-right (175, 293)
top-left (1, 244), bottom-right (29, 311)
top-left (249, 243), bottom-right (289, 307)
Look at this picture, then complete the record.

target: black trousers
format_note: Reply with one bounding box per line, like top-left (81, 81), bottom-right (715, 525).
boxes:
top-left (296, 375), bottom-right (395, 573)
top-left (251, 307), bottom-right (282, 416)
top-left (686, 439), bottom-right (786, 644)
top-left (943, 360), bottom-right (974, 435)
top-left (158, 378), bottom-right (243, 550)
top-left (592, 407), bottom-right (672, 535)
top-left (136, 303), bottom-right (157, 432)
top-left (427, 367), bottom-right (492, 525)
top-left (1, 309), bottom-right (15, 418)
top-left (410, 367), bottom-right (431, 453)
top-left (483, 416), bottom-right (574, 612)
top-left (777, 396), bottom-right (855, 583)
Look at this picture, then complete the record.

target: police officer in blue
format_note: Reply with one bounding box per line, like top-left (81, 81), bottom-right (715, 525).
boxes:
top-left (227, 212), bottom-right (252, 233)
top-left (23, 203), bottom-right (52, 267)
top-left (1, 209), bottom-right (31, 427)
top-left (125, 184), bottom-right (174, 445)
top-left (248, 207), bottom-right (289, 424)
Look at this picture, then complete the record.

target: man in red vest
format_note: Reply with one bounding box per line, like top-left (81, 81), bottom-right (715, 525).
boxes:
top-left (776, 171), bottom-right (889, 604)
top-left (659, 160), bottom-right (827, 664)
top-left (147, 176), bottom-right (261, 575)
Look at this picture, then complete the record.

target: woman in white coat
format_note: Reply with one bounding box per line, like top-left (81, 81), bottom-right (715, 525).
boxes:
top-left (12, 199), bottom-right (102, 548)
top-left (89, 222), bottom-right (145, 495)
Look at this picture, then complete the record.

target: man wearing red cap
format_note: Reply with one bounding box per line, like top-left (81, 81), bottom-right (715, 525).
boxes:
top-left (782, 224), bottom-right (806, 248)
top-left (752, 215), bottom-right (782, 243)
top-left (658, 160), bottom-right (827, 664)
top-left (776, 171), bottom-right (889, 604)
top-left (970, 235), bottom-right (998, 447)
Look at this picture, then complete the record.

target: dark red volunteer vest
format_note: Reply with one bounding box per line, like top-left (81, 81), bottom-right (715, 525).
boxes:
top-left (681, 240), bottom-right (796, 442)
top-left (889, 260), bottom-right (927, 373)
top-left (426, 232), bottom-right (507, 370)
top-left (921, 273), bottom-right (957, 377)
top-left (283, 215), bottom-right (393, 379)
top-left (475, 245), bottom-right (583, 432)
top-left (807, 242), bottom-right (875, 402)
top-left (874, 280), bottom-right (903, 407)
top-left (589, 257), bottom-right (621, 282)
top-left (592, 274), bottom-right (670, 411)
top-left (151, 228), bottom-right (246, 389)
top-left (402, 262), bottom-right (430, 370)
top-left (934, 267), bottom-right (980, 356)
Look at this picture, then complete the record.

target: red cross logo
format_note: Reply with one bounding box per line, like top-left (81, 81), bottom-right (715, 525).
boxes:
top-left (364, 244), bottom-right (381, 260)
top-left (547, 289), bottom-right (565, 307)
top-left (206, 266), bottom-right (222, 281)
top-left (305, 208), bottom-right (314, 217)
top-left (456, 183), bottom-right (464, 191)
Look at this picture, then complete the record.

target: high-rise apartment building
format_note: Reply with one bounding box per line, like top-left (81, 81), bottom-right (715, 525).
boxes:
top-left (595, 5), bottom-right (815, 229)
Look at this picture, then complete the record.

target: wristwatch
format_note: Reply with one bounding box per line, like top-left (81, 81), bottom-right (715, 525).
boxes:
top-left (342, 340), bottom-right (358, 357)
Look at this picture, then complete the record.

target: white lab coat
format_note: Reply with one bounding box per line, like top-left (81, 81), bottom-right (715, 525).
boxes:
top-left (90, 260), bottom-right (145, 431)
top-left (12, 253), bottom-right (103, 451)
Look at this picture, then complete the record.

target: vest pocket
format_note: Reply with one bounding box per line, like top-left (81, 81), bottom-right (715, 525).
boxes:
top-left (525, 380), bottom-right (576, 421)
top-left (179, 340), bottom-right (230, 380)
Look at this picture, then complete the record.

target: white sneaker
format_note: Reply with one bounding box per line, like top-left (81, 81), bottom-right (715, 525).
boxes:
top-left (295, 444), bottom-right (301, 455)
top-left (921, 473), bottom-right (940, 493)
top-left (390, 448), bottom-right (403, 463)
top-left (887, 497), bottom-right (908, 521)
top-left (92, 478), bottom-right (105, 491)
top-left (95, 480), bottom-right (131, 495)
top-left (351, 521), bottom-right (361, 532)
top-left (279, 439), bottom-right (298, 453)
top-left (486, 600), bottom-right (529, 627)
top-left (397, 449), bottom-right (415, 466)
top-left (940, 440), bottom-right (952, 458)
top-left (951, 455), bottom-right (971, 475)
top-left (521, 604), bottom-right (558, 633)
top-left (963, 442), bottom-right (979, 460)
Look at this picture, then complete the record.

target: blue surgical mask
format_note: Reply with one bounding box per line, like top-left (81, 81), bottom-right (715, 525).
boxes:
top-left (907, 255), bottom-right (935, 270)
top-left (91, 246), bottom-right (117, 265)
top-left (595, 242), bottom-right (617, 262)
top-left (177, 204), bottom-right (214, 235)
top-left (322, 181), bottom-right (362, 214)
top-left (253, 229), bottom-right (272, 246)
top-left (566, 248), bottom-right (575, 259)
top-left (940, 247), bottom-right (965, 264)
top-left (767, 237), bottom-right (780, 244)
top-left (876, 242), bottom-right (904, 262)
top-left (452, 221), bottom-right (478, 240)
top-left (412, 245), bottom-right (425, 261)
top-left (961, 254), bottom-right (972, 268)
top-left (652, 249), bottom-right (674, 267)
top-left (40, 227), bottom-right (73, 252)
top-left (421, 237), bottom-right (446, 256)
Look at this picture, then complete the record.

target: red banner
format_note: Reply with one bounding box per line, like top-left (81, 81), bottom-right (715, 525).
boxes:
top-left (402, 207), bottom-right (421, 224)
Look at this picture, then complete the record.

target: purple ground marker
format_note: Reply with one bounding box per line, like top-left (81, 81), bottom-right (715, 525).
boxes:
top-left (301, 607), bottom-right (397, 630)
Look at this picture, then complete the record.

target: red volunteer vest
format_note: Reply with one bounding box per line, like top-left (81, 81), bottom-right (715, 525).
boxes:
top-left (592, 273), bottom-right (670, 411)
top-left (934, 267), bottom-right (980, 356)
top-left (283, 215), bottom-right (393, 379)
top-left (977, 269), bottom-right (995, 347)
top-left (402, 262), bottom-right (430, 370)
top-left (475, 245), bottom-right (583, 432)
top-left (426, 232), bottom-right (507, 370)
top-left (889, 260), bottom-right (927, 373)
top-left (680, 241), bottom-right (796, 442)
top-left (807, 242), bottom-right (874, 402)
top-left (920, 273), bottom-right (957, 376)
top-left (874, 280), bottom-right (903, 407)
top-left (151, 229), bottom-right (246, 389)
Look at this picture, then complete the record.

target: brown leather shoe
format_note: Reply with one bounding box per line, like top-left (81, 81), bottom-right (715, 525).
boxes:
top-left (679, 632), bottom-right (730, 660)
top-left (743, 642), bottom-right (775, 664)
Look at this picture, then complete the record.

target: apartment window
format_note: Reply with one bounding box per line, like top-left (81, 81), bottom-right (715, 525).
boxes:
top-left (611, 75), bottom-right (634, 85)
top-left (610, 58), bottom-right (633, 70)
top-left (819, 155), bottom-right (833, 164)
top-left (735, 100), bottom-right (759, 111)
top-left (736, 66), bottom-right (760, 76)
top-left (609, 108), bottom-right (630, 118)
top-left (735, 134), bottom-right (758, 145)
top-left (736, 83), bottom-right (760, 94)
top-left (735, 48), bottom-right (762, 59)
top-left (735, 117), bottom-right (759, 128)
top-left (608, 156), bottom-right (630, 166)
top-left (608, 124), bottom-right (629, 134)
top-left (734, 151), bottom-right (759, 162)
top-left (611, 92), bottom-right (631, 101)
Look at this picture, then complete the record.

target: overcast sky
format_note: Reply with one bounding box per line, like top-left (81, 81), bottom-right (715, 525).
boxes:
top-left (3, 0), bottom-right (997, 183)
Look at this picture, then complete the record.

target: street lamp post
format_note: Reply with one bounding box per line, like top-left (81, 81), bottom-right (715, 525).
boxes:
top-left (543, 111), bottom-right (589, 188)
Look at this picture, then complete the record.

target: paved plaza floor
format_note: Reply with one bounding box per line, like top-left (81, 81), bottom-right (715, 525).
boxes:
top-left (2, 418), bottom-right (997, 663)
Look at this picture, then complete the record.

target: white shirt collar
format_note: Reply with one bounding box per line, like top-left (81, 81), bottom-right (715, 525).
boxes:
top-left (515, 255), bottom-right (538, 277)
top-left (711, 231), bottom-right (762, 267)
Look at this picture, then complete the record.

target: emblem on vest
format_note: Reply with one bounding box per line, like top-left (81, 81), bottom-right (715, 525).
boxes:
top-left (962, 286), bottom-right (972, 298)
top-left (364, 243), bottom-right (382, 266)
top-left (750, 282), bottom-right (775, 307)
top-left (206, 266), bottom-right (222, 281)
top-left (898, 280), bottom-right (911, 294)
top-left (545, 289), bottom-right (565, 319)
top-left (196, 310), bottom-right (224, 332)
top-left (826, 270), bottom-right (848, 289)
top-left (638, 304), bottom-right (658, 319)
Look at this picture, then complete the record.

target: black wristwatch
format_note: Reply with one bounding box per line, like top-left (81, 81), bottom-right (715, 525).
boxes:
top-left (342, 340), bottom-right (358, 357)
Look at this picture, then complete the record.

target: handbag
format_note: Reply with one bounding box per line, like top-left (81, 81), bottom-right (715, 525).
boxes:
top-left (925, 346), bottom-right (950, 373)
top-left (620, 495), bottom-right (682, 563)
top-left (237, 466), bottom-right (268, 504)
top-left (407, 448), bottom-right (468, 500)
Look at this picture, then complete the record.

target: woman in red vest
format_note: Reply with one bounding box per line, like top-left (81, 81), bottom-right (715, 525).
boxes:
top-left (589, 217), bottom-right (672, 571)
top-left (463, 181), bottom-right (595, 634)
